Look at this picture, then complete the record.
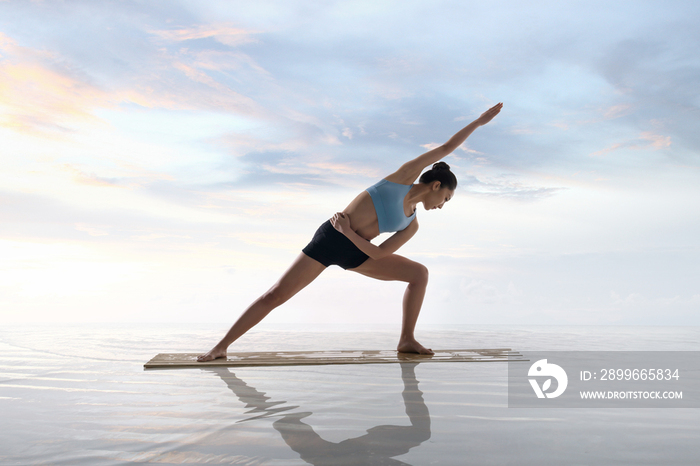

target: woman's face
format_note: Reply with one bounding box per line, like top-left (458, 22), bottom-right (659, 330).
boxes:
top-left (424, 184), bottom-right (454, 211)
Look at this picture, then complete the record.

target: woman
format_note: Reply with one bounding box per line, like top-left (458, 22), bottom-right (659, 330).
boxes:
top-left (198, 102), bottom-right (503, 361)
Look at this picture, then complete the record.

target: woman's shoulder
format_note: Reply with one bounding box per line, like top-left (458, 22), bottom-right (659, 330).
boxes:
top-left (383, 169), bottom-right (417, 186)
top-left (369, 177), bottom-right (413, 191)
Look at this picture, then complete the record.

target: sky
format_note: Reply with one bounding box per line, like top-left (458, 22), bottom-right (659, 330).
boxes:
top-left (1, 0), bottom-right (699, 328)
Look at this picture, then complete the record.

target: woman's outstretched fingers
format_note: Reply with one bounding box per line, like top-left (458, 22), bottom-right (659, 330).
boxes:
top-left (487, 102), bottom-right (503, 114)
top-left (478, 102), bottom-right (503, 125)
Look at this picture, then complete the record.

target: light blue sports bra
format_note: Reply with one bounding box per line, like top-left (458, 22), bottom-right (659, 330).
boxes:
top-left (366, 179), bottom-right (416, 233)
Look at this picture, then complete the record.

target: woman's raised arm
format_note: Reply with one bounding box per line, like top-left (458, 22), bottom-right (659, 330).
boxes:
top-left (387, 103), bottom-right (503, 184)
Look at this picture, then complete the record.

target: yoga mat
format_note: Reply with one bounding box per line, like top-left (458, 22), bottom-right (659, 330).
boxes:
top-left (144, 348), bottom-right (526, 369)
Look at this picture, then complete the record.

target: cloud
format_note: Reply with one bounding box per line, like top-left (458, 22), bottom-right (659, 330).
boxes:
top-left (225, 231), bottom-right (308, 250)
top-left (211, 129), bottom-right (382, 189)
top-left (130, 233), bottom-right (192, 241)
top-left (0, 33), bottom-right (114, 136)
top-left (220, 150), bottom-right (341, 188)
top-left (148, 24), bottom-right (261, 46)
top-left (459, 278), bottom-right (524, 305)
top-left (0, 23), bottom-right (272, 138)
top-left (60, 164), bottom-right (124, 188)
top-left (166, 60), bottom-right (264, 115)
top-left (187, 49), bottom-right (271, 76)
top-left (75, 223), bottom-right (110, 237)
top-left (460, 174), bottom-right (565, 201)
top-left (603, 104), bottom-right (633, 120)
top-left (589, 131), bottom-right (671, 157)
top-left (592, 34), bottom-right (700, 157)
top-left (640, 131), bottom-right (672, 149)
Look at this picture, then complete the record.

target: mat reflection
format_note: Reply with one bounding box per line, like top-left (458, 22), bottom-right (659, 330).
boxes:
top-left (204, 362), bottom-right (431, 466)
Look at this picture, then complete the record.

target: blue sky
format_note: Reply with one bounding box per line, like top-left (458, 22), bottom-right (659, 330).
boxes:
top-left (1, 0), bottom-right (698, 327)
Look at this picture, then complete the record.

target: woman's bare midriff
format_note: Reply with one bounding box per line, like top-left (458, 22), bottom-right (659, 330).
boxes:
top-left (342, 191), bottom-right (380, 241)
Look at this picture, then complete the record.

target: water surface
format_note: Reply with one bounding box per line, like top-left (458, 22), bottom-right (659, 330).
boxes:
top-left (1, 324), bottom-right (698, 465)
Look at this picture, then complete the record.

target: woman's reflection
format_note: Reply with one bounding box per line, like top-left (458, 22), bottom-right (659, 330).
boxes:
top-left (204, 362), bottom-right (430, 466)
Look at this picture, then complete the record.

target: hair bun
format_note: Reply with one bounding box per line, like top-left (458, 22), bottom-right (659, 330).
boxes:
top-left (419, 160), bottom-right (458, 189)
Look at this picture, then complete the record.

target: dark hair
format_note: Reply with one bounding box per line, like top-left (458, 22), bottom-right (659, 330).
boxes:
top-left (419, 162), bottom-right (457, 190)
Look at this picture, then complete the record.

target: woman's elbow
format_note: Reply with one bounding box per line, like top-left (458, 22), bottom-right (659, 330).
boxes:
top-left (439, 142), bottom-right (457, 155)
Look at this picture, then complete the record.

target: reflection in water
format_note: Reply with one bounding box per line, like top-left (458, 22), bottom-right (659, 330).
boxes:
top-left (204, 362), bottom-right (431, 466)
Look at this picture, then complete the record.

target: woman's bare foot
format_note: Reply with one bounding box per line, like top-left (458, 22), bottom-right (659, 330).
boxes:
top-left (397, 338), bottom-right (434, 355)
top-left (197, 345), bottom-right (227, 362)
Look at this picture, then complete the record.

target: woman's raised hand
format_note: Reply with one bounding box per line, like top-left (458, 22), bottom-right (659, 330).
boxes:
top-left (476, 102), bottom-right (503, 126)
top-left (330, 212), bottom-right (352, 235)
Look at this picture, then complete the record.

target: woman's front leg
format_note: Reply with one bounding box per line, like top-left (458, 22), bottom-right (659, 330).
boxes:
top-left (350, 255), bottom-right (433, 355)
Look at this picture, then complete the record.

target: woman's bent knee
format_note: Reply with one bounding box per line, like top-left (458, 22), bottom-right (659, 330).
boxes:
top-left (411, 262), bottom-right (429, 286)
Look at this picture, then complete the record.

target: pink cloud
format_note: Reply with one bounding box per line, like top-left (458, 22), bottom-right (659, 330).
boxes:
top-left (148, 24), bottom-right (260, 47)
top-left (0, 34), bottom-right (114, 136)
top-left (589, 131), bottom-right (671, 157)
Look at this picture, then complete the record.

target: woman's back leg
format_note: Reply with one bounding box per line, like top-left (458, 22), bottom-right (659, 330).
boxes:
top-left (198, 253), bottom-right (327, 361)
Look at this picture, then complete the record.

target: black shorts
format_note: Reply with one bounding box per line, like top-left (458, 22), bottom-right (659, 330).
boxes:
top-left (302, 220), bottom-right (369, 270)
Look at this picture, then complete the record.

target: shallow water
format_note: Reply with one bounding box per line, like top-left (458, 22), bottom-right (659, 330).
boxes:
top-left (1, 324), bottom-right (699, 465)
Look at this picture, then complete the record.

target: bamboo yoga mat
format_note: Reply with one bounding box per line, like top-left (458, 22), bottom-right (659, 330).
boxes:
top-left (144, 348), bottom-right (526, 369)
